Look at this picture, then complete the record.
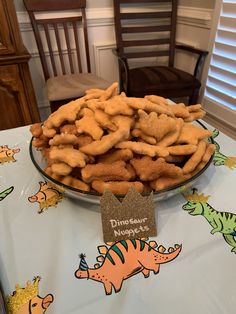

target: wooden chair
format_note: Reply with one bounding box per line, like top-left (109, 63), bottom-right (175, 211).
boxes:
top-left (113, 0), bottom-right (208, 105)
top-left (23, 0), bottom-right (110, 112)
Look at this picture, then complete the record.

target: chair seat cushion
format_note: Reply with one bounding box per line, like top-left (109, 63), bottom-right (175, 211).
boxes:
top-left (46, 73), bottom-right (110, 101)
top-left (128, 66), bottom-right (201, 97)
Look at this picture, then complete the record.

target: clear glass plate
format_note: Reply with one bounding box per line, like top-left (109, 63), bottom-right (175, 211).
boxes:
top-left (29, 120), bottom-right (214, 204)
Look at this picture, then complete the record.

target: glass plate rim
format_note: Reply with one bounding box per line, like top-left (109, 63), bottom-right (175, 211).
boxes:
top-left (29, 120), bottom-right (215, 198)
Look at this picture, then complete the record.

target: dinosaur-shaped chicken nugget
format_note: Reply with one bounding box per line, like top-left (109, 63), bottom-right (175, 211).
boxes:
top-left (59, 175), bottom-right (90, 192)
top-left (92, 180), bottom-right (144, 194)
top-left (80, 116), bottom-right (133, 156)
top-left (131, 129), bottom-right (157, 145)
top-left (100, 94), bottom-right (134, 116)
top-left (99, 82), bottom-right (119, 101)
top-left (115, 141), bottom-right (169, 158)
top-left (176, 123), bottom-right (212, 145)
top-left (81, 160), bottom-right (132, 183)
top-left (60, 123), bottom-right (78, 135)
top-left (94, 109), bottom-right (117, 131)
top-left (193, 143), bottom-right (215, 173)
top-left (168, 103), bottom-right (190, 119)
top-left (127, 97), bottom-right (173, 116)
top-left (43, 97), bottom-right (85, 130)
top-left (84, 82), bottom-right (119, 101)
top-left (187, 104), bottom-right (202, 112)
top-left (144, 95), bottom-right (168, 107)
top-left (137, 110), bottom-right (176, 142)
top-left (75, 108), bottom-right (103, 140)
top-left (49, 133), bottom-right (78, 146)
top-left (168, 144), bottom-right (197, 156)
top-left (130, 156), bottom-right (183, 181)
top-left (97, 149), bottom-right (133, 164)
top-left (49, 147), bottom-right (88, 168)
top-left (156, 118), bottom-right (184, 147)
top-left (182, 140), bottom-right (207, 174)
top-left (184, 110), bottom-right (206, 122)
top-left (71, 178), bottom-right (90, 191)
top-left (150, 174), bottom-right (191, 191)
top-left (32, 135), bottom-right (49, 148)
top-left (76, 134), bottom-right (93, 147)
top-left (30, 123), bottom-right (43, 137)
top-left (51, 162), bottom-right (72, 176)
top-left (30, 123), bottom-right (49, 148)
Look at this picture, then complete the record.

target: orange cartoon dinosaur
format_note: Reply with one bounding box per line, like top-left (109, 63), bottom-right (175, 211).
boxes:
top-left (75, 239), bottom-right (182, 295)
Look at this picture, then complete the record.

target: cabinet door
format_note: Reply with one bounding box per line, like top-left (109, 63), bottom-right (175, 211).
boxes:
top-left (0, 0), bottom-right (14, 55)
top-left (0, 64), bottom-right (33, 130)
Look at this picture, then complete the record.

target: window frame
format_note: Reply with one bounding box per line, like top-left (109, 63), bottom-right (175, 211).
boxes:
top-left (201, 0), bottom-right (236, 139)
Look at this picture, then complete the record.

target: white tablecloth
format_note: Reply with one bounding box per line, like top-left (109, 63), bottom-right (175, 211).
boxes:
top-left (0, 124), bottom-right (235, 314)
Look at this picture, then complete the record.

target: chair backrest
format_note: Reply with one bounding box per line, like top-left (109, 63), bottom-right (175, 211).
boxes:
top-left (113, 0), bottom-right (178, 67)
top-left (23, 0), bottom-right (91, 81)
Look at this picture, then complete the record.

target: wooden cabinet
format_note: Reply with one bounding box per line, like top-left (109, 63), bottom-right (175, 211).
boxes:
top-left (0, 0), bottom-right (40, 130)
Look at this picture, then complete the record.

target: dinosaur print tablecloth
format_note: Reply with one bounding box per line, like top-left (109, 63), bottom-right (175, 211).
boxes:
top-left (0, 124), bottom-right (235, 314)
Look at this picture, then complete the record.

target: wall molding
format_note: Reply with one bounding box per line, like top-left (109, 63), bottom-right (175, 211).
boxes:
top-left (203, 113), bottom-right (236, 140)
top-left (93, 43), bottom-right (116, 78)
top-left (17, 5), bottom-right (213, 32)
top-left (177, 6), bottom-right (212, 29)
top-left (203, 97), bottom-right (236, 140)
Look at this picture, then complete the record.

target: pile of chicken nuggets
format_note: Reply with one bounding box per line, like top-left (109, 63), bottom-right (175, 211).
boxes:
top-left (30, 82), bottom-right (215, 195)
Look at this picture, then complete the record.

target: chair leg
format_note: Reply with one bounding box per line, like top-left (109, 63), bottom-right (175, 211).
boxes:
top-left (189, 88), bottom-right (200, 105)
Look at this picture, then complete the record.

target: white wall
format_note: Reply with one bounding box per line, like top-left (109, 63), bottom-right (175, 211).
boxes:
top-left (179, 0), bottom-right (215, 9)
top-left (15, 0), bottom-right (215, 120)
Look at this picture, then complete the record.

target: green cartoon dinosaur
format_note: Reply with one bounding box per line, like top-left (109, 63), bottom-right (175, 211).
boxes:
top-left (182, 188), bottom-right (236, 253)
top-left (0, 186), bottom-right (14, 201)
top-left (209, 129), bottom-right (236, 169)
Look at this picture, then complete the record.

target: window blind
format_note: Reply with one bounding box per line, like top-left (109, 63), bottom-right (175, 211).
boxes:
top-left (204, 0), bottom-right (236, 130)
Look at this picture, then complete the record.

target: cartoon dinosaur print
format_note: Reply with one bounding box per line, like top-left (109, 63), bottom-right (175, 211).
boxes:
top-left (0, 145), bottom-right (20, 165)
top-left (208, 129), bottom-right (236, 169)
top-left (6, 276), bottom-right (53, 314)
top-left (0, 186), bottom-right (14, 201)
top-left (182, 188), bottom-right (236, 253)
top-left (75, 239), bottom-right (182, 295)
top-left (28, 181), bottom-right (63, 213)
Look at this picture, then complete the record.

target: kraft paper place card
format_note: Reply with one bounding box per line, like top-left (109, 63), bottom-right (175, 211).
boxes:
top-left (100, 188), bottom-right (157, 243)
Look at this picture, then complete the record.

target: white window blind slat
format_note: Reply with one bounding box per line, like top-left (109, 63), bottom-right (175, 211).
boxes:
top-left (211, 54), bottom-right (236, 72)
top-left (221, 2), bottom-right (236, 16)
top-left (214, 42), bottom-right (236, 60)
top-left (204, 0), bottom-right (236, 130)
top-left (209, 66), bottom-right (236, 86)
top-left (208, 76), bottom-right (236, 99)
top-left (216, 29), bottom-right (236, 45)
top-left (205, 1), bottom-right (236, 111)
top-left (220, 16), bottom-right (235, 30)
top-left (213, 50), bottom-right (236, 62)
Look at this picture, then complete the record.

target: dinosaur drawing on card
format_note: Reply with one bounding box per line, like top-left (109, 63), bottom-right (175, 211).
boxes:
top-left (75, 239), bottom-right (182, 295)
top-left (182, 188), bottom-right (236, 253)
